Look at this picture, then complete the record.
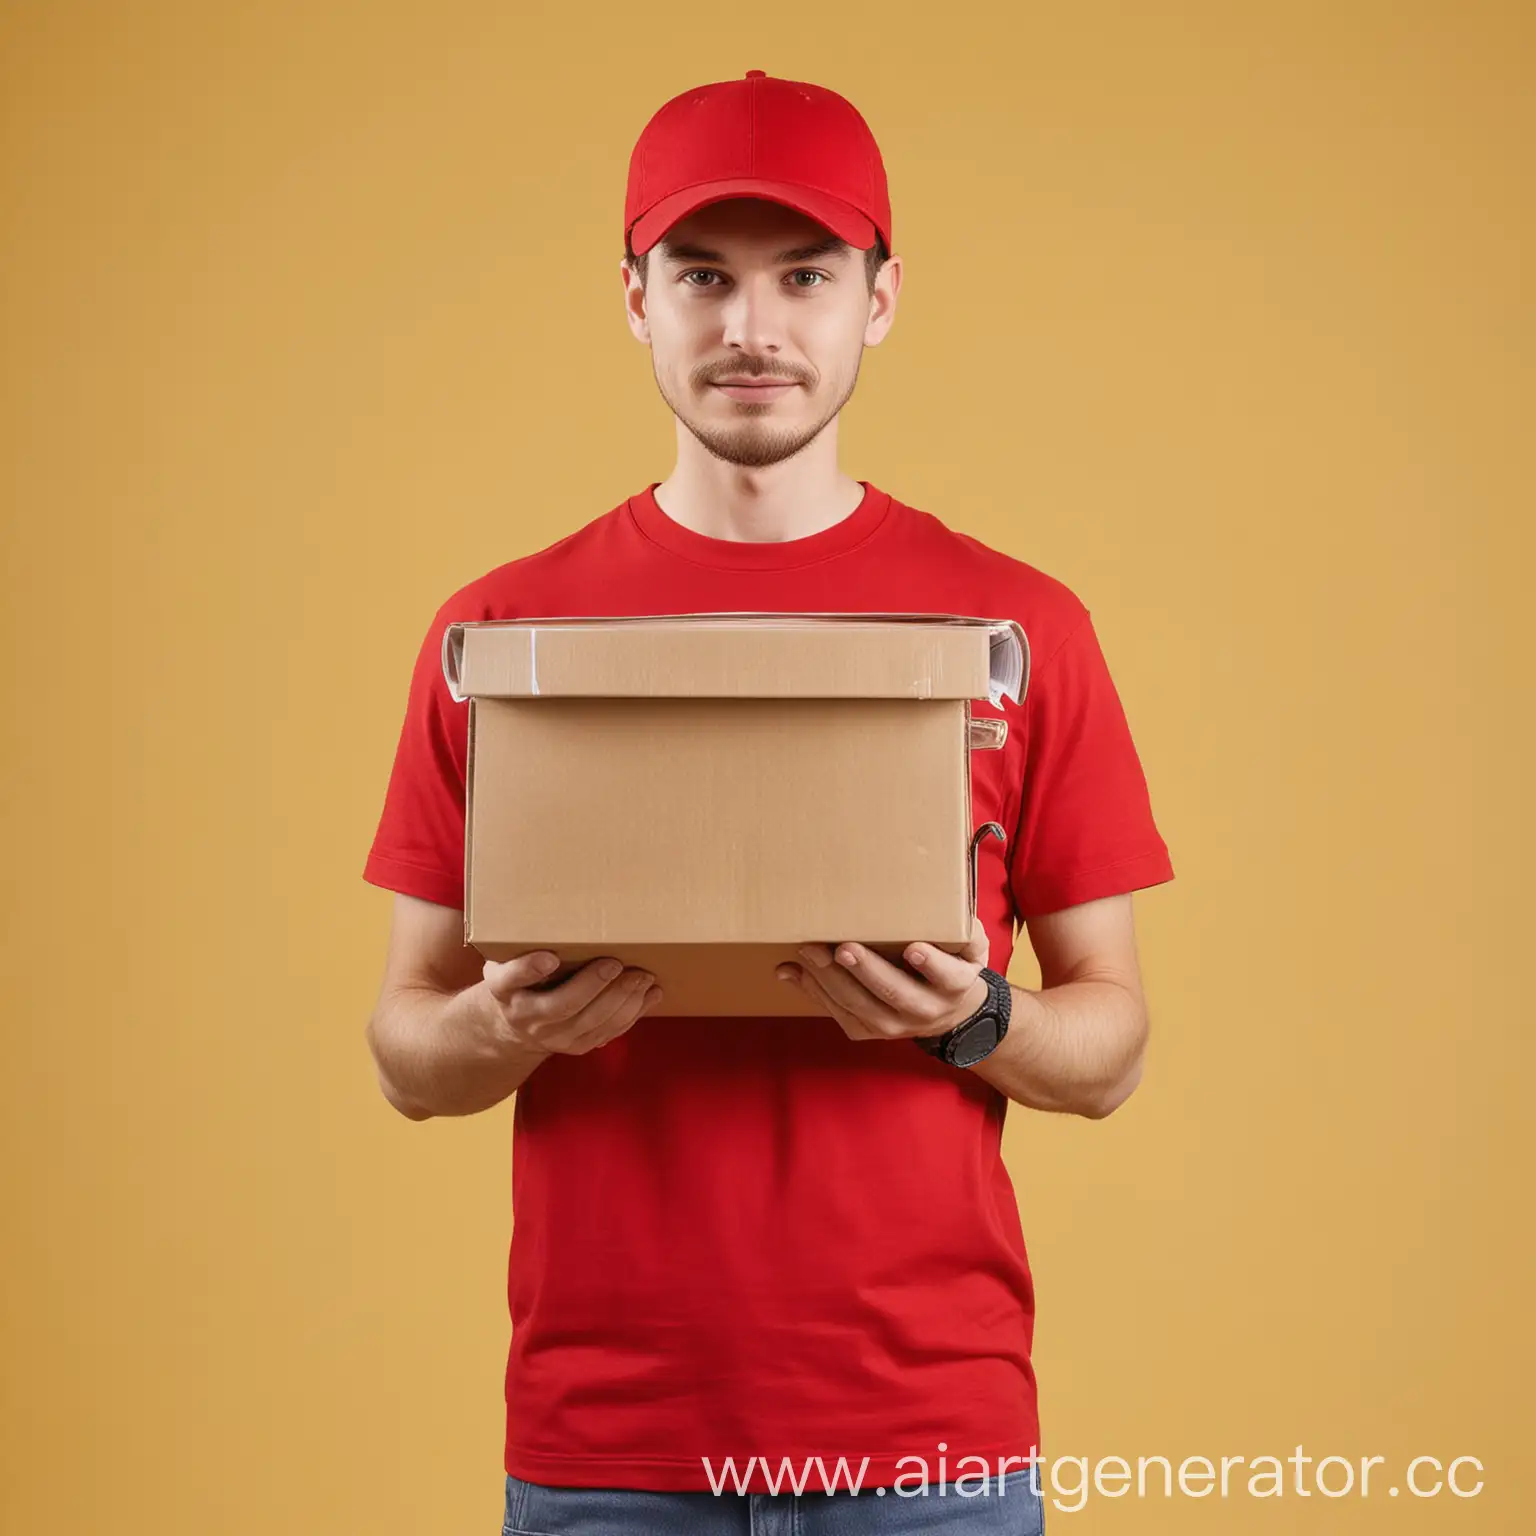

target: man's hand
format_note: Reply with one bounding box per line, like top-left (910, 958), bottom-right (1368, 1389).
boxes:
top-left (775, 927), bottom-right (991, 1043)
top-left (483, 952), bottom-right (662, 1057)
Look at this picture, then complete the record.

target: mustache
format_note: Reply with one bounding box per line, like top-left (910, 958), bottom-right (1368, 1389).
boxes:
top-left (695, 361), bottom-right (811, 387)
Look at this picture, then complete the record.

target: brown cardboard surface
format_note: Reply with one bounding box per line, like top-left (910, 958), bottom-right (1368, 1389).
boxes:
top-left (448, 613), bottom-right (1029, 1016)
top-left (469, 941), bottom-right (926, 1017)
top-left (473, 827), bottom-right (1007, 1017)
top-left (469, 696), bottom-right (971, 941)
top-left (444, 611), bottom-right (1027, 704)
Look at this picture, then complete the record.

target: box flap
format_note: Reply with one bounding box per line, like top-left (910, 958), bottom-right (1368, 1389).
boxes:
top-left (442, 612), bottom-right (1029, 706)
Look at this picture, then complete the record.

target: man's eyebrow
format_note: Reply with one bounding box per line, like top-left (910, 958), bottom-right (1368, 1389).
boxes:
top-left (657, 236), bottom-right (853, 265)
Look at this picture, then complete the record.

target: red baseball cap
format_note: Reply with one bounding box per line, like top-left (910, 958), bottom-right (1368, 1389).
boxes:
top-left (624, 70), bottom-right (892, 258)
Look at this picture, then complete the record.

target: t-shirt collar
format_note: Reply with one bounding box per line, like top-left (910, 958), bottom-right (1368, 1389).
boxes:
top-left (626, 480), bottom-right (893, 570)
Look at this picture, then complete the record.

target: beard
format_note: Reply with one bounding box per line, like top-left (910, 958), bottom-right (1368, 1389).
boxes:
top-left (654, 354), bottom-right (862, 468)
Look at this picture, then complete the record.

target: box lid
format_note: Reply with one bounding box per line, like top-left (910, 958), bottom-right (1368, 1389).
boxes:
top-left (442, 611), bottom-right (1029, 706)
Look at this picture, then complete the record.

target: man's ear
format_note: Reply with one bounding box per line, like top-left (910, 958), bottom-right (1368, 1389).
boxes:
top-left (621, 257), bottom-right (650, 344)
top-left (863, 252), bottom-right (902, 347)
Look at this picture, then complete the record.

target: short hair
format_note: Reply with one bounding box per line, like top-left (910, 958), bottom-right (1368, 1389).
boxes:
top-left (626, 233), bottom-right (891, 295)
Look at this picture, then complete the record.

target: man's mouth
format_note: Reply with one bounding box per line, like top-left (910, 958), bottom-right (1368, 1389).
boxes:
top-left (711, 380), bottom-right (800, 400)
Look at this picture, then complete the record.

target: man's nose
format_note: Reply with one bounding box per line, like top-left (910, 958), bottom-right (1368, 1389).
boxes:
top-left (719, 274), bottom-right (786, 353)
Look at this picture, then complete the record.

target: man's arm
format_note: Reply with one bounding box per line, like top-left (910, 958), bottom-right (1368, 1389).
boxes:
top-left (365, 894), bottom-right (551, 1120)
top-left (969, 892), bottom-right (1150, 1118)
top-left (365, 892), bottom-right (662, 1121)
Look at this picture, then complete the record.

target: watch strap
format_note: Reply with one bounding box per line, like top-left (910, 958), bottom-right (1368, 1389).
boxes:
top-left (915, 966), bottom-right (1012, 1066)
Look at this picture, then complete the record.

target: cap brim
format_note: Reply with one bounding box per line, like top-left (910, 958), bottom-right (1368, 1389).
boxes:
top-left (629, 178), bottom-right (878, 256)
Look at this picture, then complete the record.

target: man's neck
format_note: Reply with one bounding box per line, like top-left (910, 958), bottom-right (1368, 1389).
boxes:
top-left (652, 438), bottom-right (867, 544)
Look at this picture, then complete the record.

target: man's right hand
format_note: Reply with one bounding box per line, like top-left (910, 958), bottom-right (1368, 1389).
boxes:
top-left (482, 952), bottom-right (662, 1057)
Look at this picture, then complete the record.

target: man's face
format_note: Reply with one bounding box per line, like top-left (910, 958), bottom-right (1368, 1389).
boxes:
top-left (621, 198), bottom-right (900, 468)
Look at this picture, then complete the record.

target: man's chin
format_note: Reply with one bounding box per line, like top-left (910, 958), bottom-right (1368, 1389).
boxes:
top-left (684, 423), bottom-right (820, 468)
top-left (703, 436), bottom-right (817, 463)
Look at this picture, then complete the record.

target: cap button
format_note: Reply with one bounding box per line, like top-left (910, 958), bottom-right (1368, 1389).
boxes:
top-left (745, 69), bottom-right (766, 78)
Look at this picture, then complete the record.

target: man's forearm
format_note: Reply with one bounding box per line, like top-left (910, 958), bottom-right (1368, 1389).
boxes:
top-left (366, 981), bottom-right (550, 1121)
top-left (968, 977), bottom-right (1147, 1118)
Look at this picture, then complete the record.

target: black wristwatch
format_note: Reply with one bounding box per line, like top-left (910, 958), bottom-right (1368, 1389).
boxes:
top-left (914, 967), bottom-right (1012, 1068)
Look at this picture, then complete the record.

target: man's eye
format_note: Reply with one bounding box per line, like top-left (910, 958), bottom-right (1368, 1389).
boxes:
top-left (678, 269), bottom-right (827, 289)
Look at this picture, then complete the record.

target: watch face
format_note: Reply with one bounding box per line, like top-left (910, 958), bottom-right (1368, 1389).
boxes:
top-left (948, 1015), bottom-right (1002, 1068)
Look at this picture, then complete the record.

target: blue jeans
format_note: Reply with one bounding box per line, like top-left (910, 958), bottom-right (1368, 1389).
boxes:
top-left (502, 1468), bottom-right (1046, 1534)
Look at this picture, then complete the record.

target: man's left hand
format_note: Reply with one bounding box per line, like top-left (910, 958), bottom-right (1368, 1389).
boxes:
top-left (776, 927), bottom-right (992, 1043)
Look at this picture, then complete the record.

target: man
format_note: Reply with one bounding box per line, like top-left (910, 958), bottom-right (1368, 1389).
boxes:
top-left (363, 70), bottom-right (1174, 1535)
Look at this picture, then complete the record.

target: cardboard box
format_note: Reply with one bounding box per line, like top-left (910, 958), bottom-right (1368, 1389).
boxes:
top-left (441, 612), bottom-right (1029, 1016)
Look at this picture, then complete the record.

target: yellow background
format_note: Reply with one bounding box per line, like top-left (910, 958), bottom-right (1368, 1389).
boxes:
top-left (3, 2), bottom-right (1531, 1531)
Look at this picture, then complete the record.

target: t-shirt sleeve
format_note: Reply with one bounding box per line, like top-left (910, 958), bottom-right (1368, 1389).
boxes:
top-left (1008, 606), bottom-right (1175, 921)
top-left (362, 599), bottom-right (471, 910)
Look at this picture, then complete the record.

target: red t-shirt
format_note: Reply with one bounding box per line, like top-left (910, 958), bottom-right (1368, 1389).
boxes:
top-left (363, 480), bottom-right (1174, 1492)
